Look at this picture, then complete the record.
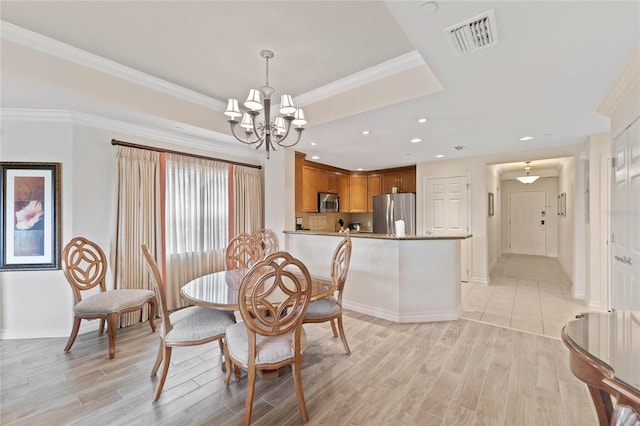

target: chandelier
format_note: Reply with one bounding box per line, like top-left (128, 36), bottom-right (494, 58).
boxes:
top-left (224, 50), bottom-right (307, 159)
top-left (516, 161), bottom-right (540, 184)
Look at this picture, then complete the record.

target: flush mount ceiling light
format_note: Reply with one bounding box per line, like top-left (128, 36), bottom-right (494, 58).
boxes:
top-left (435, 154), bottom-right (445, 158)
top-left (410, 138), bottom-right (422, 143)
top-left (418, 118), bottom-right (428, 123)
top-left (516, 161), bottom-right (540, 184)
top-left (362, 130), bottom-right (370, 135)
top-left (519, 136), bottom-right (534, 141)
top-left (224, 50), bottom-right (307, 159)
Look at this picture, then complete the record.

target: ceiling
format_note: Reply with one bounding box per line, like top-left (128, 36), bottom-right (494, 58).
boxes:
top-left (1, 1), bottom-right (638, 171)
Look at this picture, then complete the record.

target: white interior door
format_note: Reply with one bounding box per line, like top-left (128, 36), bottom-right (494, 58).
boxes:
top-left (611, 117), bottom-right (639, 311)
top-left (425, 176), bottom-right (469, 282)
top-left (509, 191), bottom-right (546, 256)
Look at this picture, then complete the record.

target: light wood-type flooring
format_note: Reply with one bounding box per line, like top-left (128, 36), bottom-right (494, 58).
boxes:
top-left (1, 308), bottom-right (596, 425)
top-left (461, 254), bottom-right (587, 338)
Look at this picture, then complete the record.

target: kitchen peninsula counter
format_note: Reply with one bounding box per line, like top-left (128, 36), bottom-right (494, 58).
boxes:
top-left (283, 230), bottom-right (471, 240)
top-left (284, 230), bottom-right (472, 323)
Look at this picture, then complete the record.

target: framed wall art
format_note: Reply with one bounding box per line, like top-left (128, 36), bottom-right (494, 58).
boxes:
top-left (0, 162), bottom-right (61, 270)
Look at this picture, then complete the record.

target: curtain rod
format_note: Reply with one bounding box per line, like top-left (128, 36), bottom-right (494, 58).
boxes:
top-left (111, 139), bottom-right (262, 169)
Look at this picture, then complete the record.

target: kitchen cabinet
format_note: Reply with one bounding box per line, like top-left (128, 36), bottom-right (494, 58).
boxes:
top-left (349, 175), bottom-right (368, 212)
top-left (382, 173), bottom-right (399, 194)
top-left (301, 165), bottom-right (317, 212)
top-left (367, 174), bottom-right (381, 212)
top-left (338, 173), bottom-right (350, 212)
top-left (295, 152), bottom-right (304, 212)
top-left (316, 169), bottom-right (328, 193)
top-left (400, 170), bottom-right (416, 193)
top-left (317, 169), bottom-right (338, 193)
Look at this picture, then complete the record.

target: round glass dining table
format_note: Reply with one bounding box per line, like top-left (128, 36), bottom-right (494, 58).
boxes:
top-left (180, 268), bottom-right (336, 310)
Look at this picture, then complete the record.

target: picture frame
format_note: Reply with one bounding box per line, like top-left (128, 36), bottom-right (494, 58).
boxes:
top-left (0, 162), bottom-right (61, 270)
top-left (488, 192), bottom-right (494, 217)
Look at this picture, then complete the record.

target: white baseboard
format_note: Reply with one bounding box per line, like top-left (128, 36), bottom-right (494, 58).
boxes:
top-left (342, 300), bottom-right (459, 323)
top-left (1, 320), bottom-right (99, 340)
top-left (470, 276), bottom-right (489, 286)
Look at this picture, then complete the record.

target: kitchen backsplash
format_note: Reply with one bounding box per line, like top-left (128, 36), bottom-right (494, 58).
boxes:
top-left (295, 212), bottom-right (373, 232)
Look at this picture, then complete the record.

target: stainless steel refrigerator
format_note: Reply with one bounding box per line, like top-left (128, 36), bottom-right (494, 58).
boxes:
top-left (372, 193), bottom-right (416, 235)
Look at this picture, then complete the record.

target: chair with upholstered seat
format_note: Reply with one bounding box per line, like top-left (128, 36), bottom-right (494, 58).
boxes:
top-left (252, 228), bottom-right (279, 258)
top-left (223, 251), bottom-right (312, 425)
top-left (225, 232), bottom-right (262, 270)
top-left (62, 236), bottom-right (157, 359)
top-left (141, 244), bottom-right (235, 401)
top-left (303, 235), bottom-right (352, 354)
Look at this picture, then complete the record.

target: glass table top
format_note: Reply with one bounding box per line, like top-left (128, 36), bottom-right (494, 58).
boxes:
top-left (563, 311), bottom-right (640, 392)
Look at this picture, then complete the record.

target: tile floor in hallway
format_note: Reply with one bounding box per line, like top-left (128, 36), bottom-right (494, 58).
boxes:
top-left (461, 254), bottom-right (587, 338)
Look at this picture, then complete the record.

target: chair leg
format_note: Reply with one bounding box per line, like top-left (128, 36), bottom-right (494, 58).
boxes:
top-left (292, 360), bottom-right (309, 422)
top-left (337, 316), bottom-right (351, 355)
top-left (64, 317), bottom-right (82, 352)
top-left (244, 367), bottom-right (257, 426)
top-left (153, 346), bottom-right (172, 401)
top-left (218, 339), bottom-right (224, 352)
top-left (151, 339), bottom-right (164, 375)
top-left (148, 298), bottom-right (157, 332)
top-left (223, 342), bottom-right (232, 386)
top-left (329, 319), bottom-right (338, 337)
top-left (98, 319), bottom-right (106, 334)
top-left (106, 313), bottom-right (119, 359)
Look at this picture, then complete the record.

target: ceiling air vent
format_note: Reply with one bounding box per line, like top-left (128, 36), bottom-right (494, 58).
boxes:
top-left (454, 145), bottom-right (465, 151)
top-left (444, 10), bottom-right (499, 56)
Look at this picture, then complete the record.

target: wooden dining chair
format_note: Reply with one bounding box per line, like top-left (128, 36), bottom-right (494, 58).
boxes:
top-left (303, 235), bottom-right (353, 354)
top-left (141, 244), bottom-right (235, 401)
top-left (225, 232), bottom-right (262, 270)
top-left (223, 251), bottom-right (312, 425)
top-left (62, 236), bottom-right (157, 359)
top-left (252, 228), bottom-right (279, 258)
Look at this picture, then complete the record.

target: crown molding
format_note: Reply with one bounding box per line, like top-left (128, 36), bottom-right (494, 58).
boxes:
top-left (294, 50), bottom-right (426, 106)
top-left (1, 108), bottom-right (262, 163)
top-left (1, 21), bottom-right (227, 112)
top-left (598, 48), bottom-right (639, 117)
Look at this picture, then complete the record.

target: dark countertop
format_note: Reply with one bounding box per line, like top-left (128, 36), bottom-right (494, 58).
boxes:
top-left (283, 230), bottom-right (472, 240)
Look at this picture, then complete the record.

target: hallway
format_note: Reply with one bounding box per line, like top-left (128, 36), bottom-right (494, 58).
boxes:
top-left (461, 254), bottom-right (587, 338)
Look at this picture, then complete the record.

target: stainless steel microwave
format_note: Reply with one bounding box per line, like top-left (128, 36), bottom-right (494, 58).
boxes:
top-left (318, 193), bottom-right (339, 212)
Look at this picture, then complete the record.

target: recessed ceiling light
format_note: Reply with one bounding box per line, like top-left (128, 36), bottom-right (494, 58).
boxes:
top-left (362, 130), bottom-right (370, 135)
top-left (418, 118), bottom-right (428, 123)
top-left (310, 142), bottom-right (317, 146)
top-left (421, 1), bottom-right (438, 15)
top-left (357, 168), bottom-right (364, 171)
top-left (519, 136), bottom-right (534, 141)
top-left (435, 154), bottom-right (445, 158)
top-left (410, 138), bottom-right (422, 143)
top-left (311, 155), bottom-right (320, 160)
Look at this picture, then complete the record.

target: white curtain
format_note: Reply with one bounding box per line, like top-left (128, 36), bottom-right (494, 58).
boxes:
top-left (112, 146), bottom-right (161, 327)
top-left (233, 165), bottom-right (263, 235)
top-left (164, 154), bottom-right (229, 310)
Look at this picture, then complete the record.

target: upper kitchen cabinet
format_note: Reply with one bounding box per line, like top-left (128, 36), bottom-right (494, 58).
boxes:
top-left (338, 173), bottom-right (350, 212)
top-left (301, 165), bottom-right (317, 212)
top-left (295, 152), bottom-right (304, 212)
top-left (367, 174), bottom-right (381, 212)
top-left (400, 169), bottom-right (416, 193)
top-left (317, 169), bottom-right (339, 194)
top-left (350, 174), bottom-right (368, 212)
top-left (382, 173), bottom-right (399, 194)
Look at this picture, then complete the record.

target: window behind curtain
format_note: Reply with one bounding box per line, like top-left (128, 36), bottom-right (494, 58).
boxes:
top-left (163, 154), bottom-right (229, 309)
